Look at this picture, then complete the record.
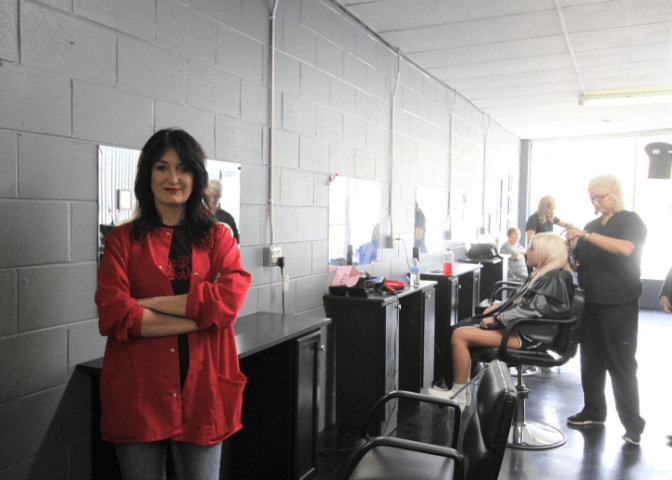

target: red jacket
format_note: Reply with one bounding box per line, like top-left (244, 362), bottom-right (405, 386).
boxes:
top-left (95, 222), bottom-right (251, 445)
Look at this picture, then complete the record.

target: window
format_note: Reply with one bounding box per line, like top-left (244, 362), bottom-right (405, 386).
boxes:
top-left (530, 134), bottom-right (672, 280)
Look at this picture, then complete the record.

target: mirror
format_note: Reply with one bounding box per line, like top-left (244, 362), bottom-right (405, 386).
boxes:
top-left (97, 145), bottom-right (241, 262)
top-left (329, 176), bottom-right (382, 266)
top-left (415, 189), bottom-right (447, 254)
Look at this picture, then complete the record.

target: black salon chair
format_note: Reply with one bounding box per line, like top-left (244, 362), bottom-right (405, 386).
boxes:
top-left (474, 279), bottom-right (542, 377)
top-left (470, 289), bottom-right (585, 450)
top-left (344, 359), bottom-right (516, 480)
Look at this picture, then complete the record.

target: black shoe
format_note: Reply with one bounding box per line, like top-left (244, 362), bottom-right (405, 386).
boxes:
top-left (622, 432), bottom-right (641, 445)
top-left (567, 411), bottom-right (606, 426)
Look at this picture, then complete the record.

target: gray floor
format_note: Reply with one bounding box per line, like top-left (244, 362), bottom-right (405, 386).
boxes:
top-left (319, 309), bottom-right (672, 480)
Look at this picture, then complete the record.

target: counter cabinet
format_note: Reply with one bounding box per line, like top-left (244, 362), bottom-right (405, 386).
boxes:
top-left (323, 281), bottom-right (436, 435)
top-left (77, 312), bottom-right (330, 480)
top-left (420, 263), bottom-right (482, 386)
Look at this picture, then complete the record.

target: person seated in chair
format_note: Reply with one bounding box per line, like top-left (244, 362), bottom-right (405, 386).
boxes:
top-left (428, 232), bottom-right (574, 408)
top-left (500, 227), bottom-right (528, 281)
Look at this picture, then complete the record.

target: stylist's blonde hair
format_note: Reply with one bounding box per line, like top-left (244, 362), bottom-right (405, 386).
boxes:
top-left (528, 232), bottom-right (571, 286)
top-left (588, 175), bottom-right (625, 210)
top-left (536, 196), bottom-right (556, 224)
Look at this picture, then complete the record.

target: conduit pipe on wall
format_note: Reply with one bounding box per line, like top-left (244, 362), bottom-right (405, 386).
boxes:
top-left (482, 115), bottom-right (491, 230)
top-left (388, 48), bottom-right (401, 242)
top-left (268, 0), bottom-right (280, 245)
top-left (447, 92), bottom-right (458, 236)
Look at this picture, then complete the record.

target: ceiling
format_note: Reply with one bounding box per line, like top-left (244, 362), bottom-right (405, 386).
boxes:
top-left (338, 0), bottom-right (672, 140)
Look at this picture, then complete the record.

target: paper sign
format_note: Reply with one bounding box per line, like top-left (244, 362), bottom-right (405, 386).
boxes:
top-left (331, 266), bottom-right (360, 287)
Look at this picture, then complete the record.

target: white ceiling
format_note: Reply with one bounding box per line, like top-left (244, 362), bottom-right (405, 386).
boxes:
top-left (339, 0), bottom-right (672, 140)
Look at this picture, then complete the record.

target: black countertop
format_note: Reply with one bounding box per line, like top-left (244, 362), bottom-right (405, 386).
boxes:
top-left (420, 262), bottom-right (482, 278)
top-left (323, 280), bottom-right (436, 306)
top-left (77, 312), bottom-right (331, 375)
top-left (460, 257), bottom-right (503, 265)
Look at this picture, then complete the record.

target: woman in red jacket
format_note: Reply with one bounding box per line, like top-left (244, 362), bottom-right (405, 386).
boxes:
top-left (95, 129), bottom-right (251, 479)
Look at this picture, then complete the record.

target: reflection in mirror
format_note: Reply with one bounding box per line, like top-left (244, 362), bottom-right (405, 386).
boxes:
top-left (204, 161), bottom-right (241, 244)
top-left (329, 176), bottom-right (382, 266)
top-left (97, 145), bottom-right (241, 263)
top-left (416, 189), bottom-right (447, 254)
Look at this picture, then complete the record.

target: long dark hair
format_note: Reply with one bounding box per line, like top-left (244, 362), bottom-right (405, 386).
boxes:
top-left (132, 128), bottom-right (213, 245)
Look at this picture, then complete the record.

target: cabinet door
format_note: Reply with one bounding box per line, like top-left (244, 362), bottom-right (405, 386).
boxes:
top-left (382, 302), bottom-right (399, 435)
top-left (449, 277), bottom-right (459, 326)
top-left (422, 289), bottom-right (436, 390)
top-left (471, 270), bottom-right (481, 316)
top-left (294, 331), bottom-right (321, 480)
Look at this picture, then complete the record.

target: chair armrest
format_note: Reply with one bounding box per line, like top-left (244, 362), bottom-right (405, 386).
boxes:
top-left (497, 315), bottom-right (579, 364)
top-left (474, 282), bottom-right (523, 319)
top-left (345, 436), bottom-right (463, 480)
top-left (361, 390), bottom-right (461, 446)
top-left (499, 315), bottom-right (578, 341)
top-left (491, 280), bottom-right (524, 290)
top-left (489, 280), bottom-right (523, 302)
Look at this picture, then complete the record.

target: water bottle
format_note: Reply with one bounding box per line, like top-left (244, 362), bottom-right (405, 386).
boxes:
top-left (443, 248), bottom-right (454, 275)
top-left (411, 257), bottom-right (420, 288)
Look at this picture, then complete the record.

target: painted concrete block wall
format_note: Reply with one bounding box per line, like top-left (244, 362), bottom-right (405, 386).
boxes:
top-left (0, 0), bottom-right (520, 477)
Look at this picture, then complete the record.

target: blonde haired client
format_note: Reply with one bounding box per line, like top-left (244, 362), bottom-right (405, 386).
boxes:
top-left (429, 233), bottom-right (574, 408)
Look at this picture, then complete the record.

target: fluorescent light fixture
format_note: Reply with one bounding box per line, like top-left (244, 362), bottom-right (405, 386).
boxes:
top-left (579, 90), bottom-right (672, 107)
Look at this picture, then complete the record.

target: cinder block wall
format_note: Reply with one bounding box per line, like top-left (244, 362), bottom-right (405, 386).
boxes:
top-left (0, 0), bottom-right (520, 477)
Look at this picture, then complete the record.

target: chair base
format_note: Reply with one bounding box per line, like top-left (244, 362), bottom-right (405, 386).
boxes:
top-left (508, 420), bottom-right (567, 450)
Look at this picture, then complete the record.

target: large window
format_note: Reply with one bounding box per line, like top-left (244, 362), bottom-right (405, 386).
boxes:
top-left (530, 134), bottom-right (672, 280)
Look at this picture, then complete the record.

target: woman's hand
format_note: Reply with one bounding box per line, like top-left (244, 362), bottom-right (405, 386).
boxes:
top-left (661, 295), bottom-right (672, 314)
top-left (480, 316), bottom-right (497, 328)
top-left (559, 222), bottom-right (575, 233)
top-left (483, 303), bottom-right (499, 314)
top-left (565, 228), bottom-right (586, 242)
top-left (565, 228), bottom-right (585, 249)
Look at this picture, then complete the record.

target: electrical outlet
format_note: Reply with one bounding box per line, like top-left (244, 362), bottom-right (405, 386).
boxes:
top-left (282, 274), bottom-right (289, 292)
top-left (263, 245), bottom-right (283, 266)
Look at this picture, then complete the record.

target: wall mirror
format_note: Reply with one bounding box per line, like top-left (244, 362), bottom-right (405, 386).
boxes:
top-left (329, 176), bottom-right (382, 266)
top-left (415, 189), bottom-right (447, 254)
top-left (98, 145), bottom-right (241, 262)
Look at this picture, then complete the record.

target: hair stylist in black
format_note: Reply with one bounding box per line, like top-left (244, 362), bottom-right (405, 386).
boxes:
top-left (565, 175), bottom-right (646, 446)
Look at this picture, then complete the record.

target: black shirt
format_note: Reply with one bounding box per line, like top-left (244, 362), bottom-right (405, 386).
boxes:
top-left (574, 211), bottom-right (646, 305)
top-left (164, 224), bottom-right (192, 390)
top-left (215, 209), bottom-right (239, 244)
top-left (526, 212), bottom-right (560, 234)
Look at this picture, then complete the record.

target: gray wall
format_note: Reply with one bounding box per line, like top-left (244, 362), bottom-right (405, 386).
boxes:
top-left (0, 0), bottom-right (521, 477)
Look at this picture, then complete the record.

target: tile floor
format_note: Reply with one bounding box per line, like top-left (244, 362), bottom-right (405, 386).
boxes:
top-left (317, 309), bottom-right (672, 480)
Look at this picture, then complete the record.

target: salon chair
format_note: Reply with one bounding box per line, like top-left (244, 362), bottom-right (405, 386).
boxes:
top-left (344, 359), bottom-right (516, 480)
top-left (470, 289), bottom-right (585, 450)
top-left (474, 279), bottom-right (541, 377)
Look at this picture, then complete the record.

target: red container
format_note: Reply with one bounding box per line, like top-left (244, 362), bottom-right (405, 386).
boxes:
top-left (443, 262), bottom-right (453, 275)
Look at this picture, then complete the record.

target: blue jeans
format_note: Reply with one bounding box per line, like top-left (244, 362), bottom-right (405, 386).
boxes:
top-left (115, 440), bottom-right (223, 480)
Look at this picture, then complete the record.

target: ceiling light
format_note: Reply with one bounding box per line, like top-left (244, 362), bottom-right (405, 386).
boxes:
top-left (579, 90), bottom-right (672, 107)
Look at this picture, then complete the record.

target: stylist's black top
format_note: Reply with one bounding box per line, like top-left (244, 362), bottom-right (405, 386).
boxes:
top-left (574, 211), bottom-right (646, 305)
top-left (526, 212), bottom-right (560, 234)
